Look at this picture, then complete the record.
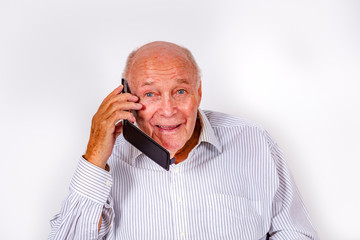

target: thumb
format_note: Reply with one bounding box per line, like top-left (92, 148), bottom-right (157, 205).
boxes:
top-left (114, 121), bottom-right (123, 138)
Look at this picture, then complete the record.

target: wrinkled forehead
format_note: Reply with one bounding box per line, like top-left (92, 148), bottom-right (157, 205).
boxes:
top-left (127, 45), bottom-right (197, 88)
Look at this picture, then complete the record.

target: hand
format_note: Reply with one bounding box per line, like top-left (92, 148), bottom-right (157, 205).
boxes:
top-left (84, 85), bottom-right (142, 169)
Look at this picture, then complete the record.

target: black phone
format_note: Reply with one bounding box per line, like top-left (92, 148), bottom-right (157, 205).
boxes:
top-left (121, 78), bottom-right (175, 170)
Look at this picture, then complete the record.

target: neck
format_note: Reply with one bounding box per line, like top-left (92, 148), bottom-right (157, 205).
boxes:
top-left (173, 119), bottom-right (201, 164)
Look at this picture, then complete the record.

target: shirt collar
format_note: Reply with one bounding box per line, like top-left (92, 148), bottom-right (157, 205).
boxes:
top-left (197, 108), bottom-right (222, 153)
top-left (125, 108), bottom-right (223, 166)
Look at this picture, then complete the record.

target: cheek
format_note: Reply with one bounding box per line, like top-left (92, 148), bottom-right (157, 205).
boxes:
top-left (180, 98), bottom-right (199, 115)
top-left (136, 102), bottom-right (157, 122)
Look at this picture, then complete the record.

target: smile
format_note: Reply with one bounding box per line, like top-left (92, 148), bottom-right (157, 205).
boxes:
top-left (156, 124), bottom-right (181, 130)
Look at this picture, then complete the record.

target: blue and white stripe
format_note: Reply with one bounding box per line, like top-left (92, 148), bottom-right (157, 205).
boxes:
top-left (49, 109), bottom-right (318, 240)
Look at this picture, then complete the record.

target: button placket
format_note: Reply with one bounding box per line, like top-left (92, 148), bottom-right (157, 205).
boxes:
top-left (170, 166), bottom-right (188, 239)
top-left (105, 180), bottom-right (111, 187)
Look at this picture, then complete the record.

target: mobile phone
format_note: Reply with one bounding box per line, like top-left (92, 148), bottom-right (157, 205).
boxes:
top-left (121, 78), bottom-right (175, 170)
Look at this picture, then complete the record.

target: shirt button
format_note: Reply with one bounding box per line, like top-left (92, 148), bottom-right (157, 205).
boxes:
top-left (177, 197), bottom-right (183, 203)
top-left (105, 180), bottom-right (111, 186)
top-left (174, 168), bottom-right (180, 173)
top-left (180, 231), bottom-right (186, 237)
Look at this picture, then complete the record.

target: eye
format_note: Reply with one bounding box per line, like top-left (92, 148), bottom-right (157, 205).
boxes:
top-left (177, 89), bottom-right (186, 94)
top-left (145, 92), bottom-right (154, 97)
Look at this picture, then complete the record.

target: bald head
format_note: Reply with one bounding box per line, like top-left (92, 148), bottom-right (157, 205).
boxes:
top-left (123, 41), bottom-right (201, 88)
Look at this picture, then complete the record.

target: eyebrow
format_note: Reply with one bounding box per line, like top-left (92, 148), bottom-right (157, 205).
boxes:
top-left (140, 80), bottom-right (154, 87)
top-left (139, 79), bottom-right (190, 87)
top-left (177, 79), bottom-right (190, 84)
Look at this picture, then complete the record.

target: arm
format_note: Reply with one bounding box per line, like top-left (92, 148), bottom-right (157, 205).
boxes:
top-left (48, 157), bottom-right (114, 239)
top-left (49, 85), bottom-right (142, 239)
top-left (268, 142), bottom-right (319, 239)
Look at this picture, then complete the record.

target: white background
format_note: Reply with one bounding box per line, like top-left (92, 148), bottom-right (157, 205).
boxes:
top-left (0, 0), bottom-right (359, 239)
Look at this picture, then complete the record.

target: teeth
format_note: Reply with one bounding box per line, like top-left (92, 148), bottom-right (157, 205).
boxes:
top-left (157, 125), bottom-right (180, 129)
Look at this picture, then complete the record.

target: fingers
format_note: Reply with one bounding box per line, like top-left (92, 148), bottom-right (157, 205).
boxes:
top-left (100, 91), bottom-right (139, 113)
top-left (104, 101), bottom-right (142, 119)
top-left (96, 85), bottom-right (143, 128)
top-left (114, 121), bottom-right (123, 139)
top-left (106, 92), bottom-right (140, 108)
top-left (101, 85), bottom-right (123, 105)
top-left (97, 85), bottom-right (141, 118)
top-left (107, 110), bottom-right (135, 126)
top-left (85, 85), bottom-right (140, 168)
top-left (100, 85), bottom-right (138, 109)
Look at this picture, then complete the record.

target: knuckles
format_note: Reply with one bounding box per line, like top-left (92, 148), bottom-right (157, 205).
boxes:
top-left (90, 92), bottom-right (138, 134)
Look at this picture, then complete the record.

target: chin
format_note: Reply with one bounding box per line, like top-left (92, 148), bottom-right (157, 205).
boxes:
top-left (158, 140), bottom-right (184, 154)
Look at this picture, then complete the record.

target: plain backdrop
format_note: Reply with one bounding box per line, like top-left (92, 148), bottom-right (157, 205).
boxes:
top-left (0, 0), bottom-right (359, 239)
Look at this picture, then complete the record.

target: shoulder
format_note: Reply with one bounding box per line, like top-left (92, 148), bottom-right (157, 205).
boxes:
top-left (202, 109), bottom-right (276, 147)
top-left (202, 109), bottom-right (263, 130)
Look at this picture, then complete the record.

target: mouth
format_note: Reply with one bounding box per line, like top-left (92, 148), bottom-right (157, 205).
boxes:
top-left (156, 124), bottom-right (182, 131)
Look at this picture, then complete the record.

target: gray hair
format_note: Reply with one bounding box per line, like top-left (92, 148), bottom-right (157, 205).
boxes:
top-left (122, 42), bottom-right (201, 86)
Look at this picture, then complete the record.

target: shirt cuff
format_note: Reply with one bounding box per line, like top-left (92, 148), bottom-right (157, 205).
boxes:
top-left (70, 156), bottom-right (113, 205)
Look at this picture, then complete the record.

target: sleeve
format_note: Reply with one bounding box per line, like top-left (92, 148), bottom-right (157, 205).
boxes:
top-left (268, 141), bottom-right (319, 240)
top-left (48, 157), bottom-right (115, 240)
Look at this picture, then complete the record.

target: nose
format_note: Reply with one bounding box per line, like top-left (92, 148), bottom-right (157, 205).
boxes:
top-left (158, 94), bottom-right (177, 117)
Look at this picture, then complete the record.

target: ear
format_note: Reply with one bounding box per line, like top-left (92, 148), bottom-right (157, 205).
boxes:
top-left (197, 81), bottom-right (202, 106)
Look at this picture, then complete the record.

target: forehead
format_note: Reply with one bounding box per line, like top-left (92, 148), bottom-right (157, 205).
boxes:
top-left (128, 46), bottom-right (197, 87)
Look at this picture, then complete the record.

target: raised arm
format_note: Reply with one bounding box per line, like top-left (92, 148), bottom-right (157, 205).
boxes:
top-left (49, 85), bottom-right (142, 239)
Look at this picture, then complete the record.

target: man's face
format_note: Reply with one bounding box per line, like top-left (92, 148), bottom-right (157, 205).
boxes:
top-left (128, 47), bottom-right (201, 158)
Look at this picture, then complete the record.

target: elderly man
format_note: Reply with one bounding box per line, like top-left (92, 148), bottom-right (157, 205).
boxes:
top-left (49, 41), bottom-right (318, 239)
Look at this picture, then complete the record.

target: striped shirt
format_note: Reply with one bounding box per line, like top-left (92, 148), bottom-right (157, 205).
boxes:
top-left (49, 109), bottom-right (319, 240)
